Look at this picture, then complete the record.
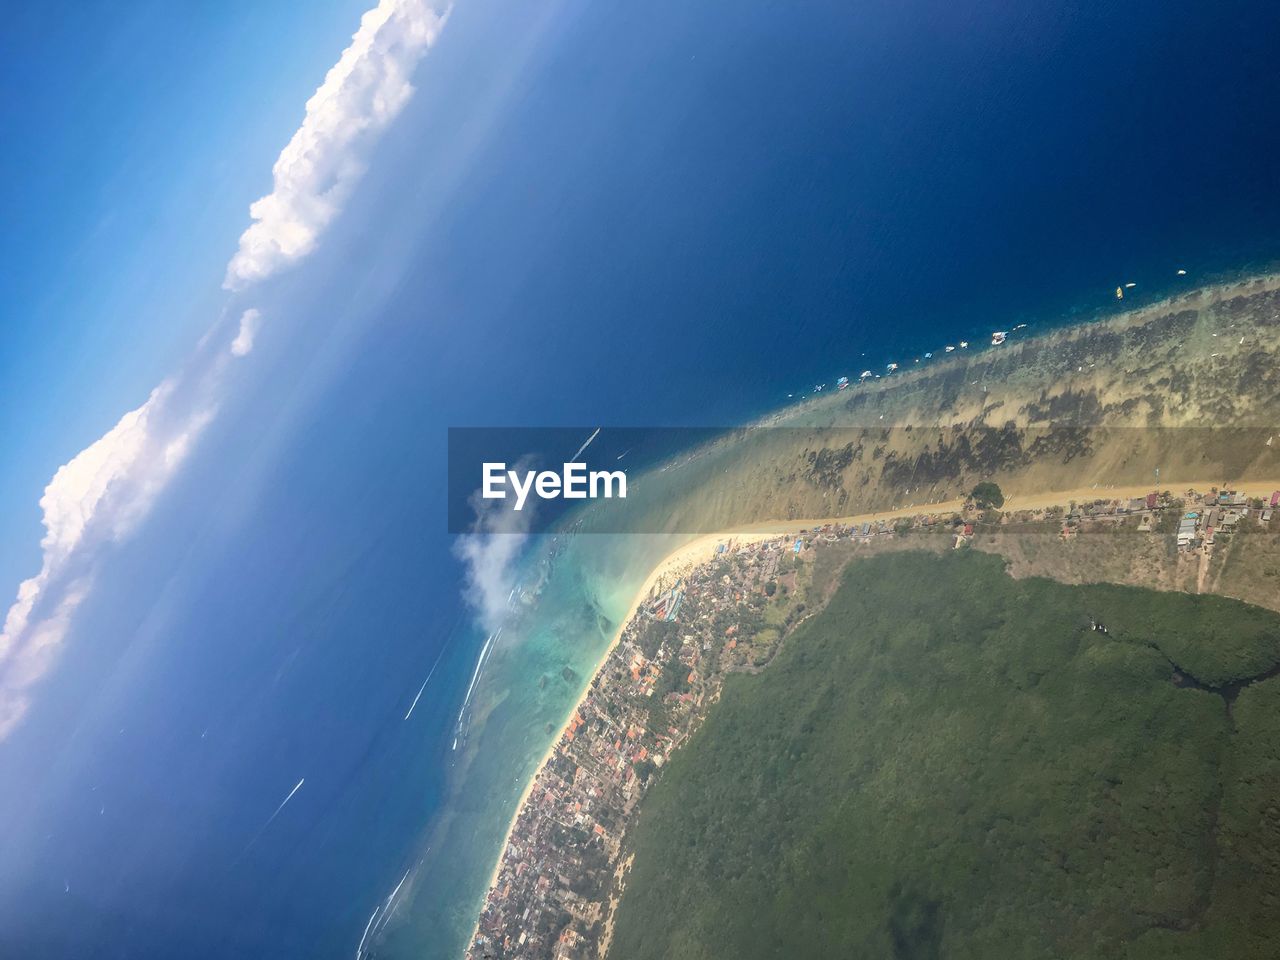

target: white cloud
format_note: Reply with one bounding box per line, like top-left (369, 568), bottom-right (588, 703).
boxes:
top-left (0, 374), bottom-right (218, 737)
top-left (2, 380), bottom-right (187, 646)
top-left (223, 0), bottom-right (451, 291)
top-left (0, 579), bottom-right (90, 740)
top-left (0, 0), bottom-right (454, 740)
top-left (453, 492), bottom-right (531, 636)
top-left (230, 308), bottom-right (263, 356)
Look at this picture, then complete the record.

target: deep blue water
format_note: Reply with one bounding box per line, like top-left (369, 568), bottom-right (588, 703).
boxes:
top-left (1, 0), bottom-right (1279, 957)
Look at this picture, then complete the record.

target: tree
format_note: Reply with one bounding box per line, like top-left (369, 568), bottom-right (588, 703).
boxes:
top-left (971, 480), bottom-right (1004, 510)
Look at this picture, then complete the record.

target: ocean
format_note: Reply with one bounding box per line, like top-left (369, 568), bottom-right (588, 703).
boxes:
top-left (1, 0), bottom-right (1278, 957)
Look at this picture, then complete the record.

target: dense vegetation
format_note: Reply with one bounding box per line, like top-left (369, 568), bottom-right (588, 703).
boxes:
top-left (608, 551), bottom-right (1280, 960)
top-left (969, 480), bottom-right (1005, 509)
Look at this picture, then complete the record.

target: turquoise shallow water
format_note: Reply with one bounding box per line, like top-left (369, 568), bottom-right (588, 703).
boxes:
top-left (374, 531), bottom-right (693, 958)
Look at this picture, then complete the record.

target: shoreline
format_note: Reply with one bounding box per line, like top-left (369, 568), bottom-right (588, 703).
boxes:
top-left (471, 529), bottom-right (774, 917)
top-left (467, 475), bottom-right (1280, 954)
top-left (755, 269), bottom-right (1280, 426)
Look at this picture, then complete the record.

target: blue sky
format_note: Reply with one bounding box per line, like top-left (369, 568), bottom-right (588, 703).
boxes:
top-left (0, 0), bottom-right (372, 591)
top-left (0, 5), bottom-right (483, 952)
top-left (0, 0), bottom-right (459, 745)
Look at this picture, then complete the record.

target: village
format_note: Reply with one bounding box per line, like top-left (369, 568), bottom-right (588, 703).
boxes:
top-left (465, 484), bottom-right (1280, 960)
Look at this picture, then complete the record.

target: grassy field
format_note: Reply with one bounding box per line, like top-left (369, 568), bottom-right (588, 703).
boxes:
top-left (607, 551), bottom-right (1280, 960)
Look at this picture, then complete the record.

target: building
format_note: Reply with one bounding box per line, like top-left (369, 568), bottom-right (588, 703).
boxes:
top-left (1177, 513), bottom-right (1199, 548)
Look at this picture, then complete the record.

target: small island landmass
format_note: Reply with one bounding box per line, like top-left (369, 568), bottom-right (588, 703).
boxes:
top-left (465, 272), bottom-right (1280, 960)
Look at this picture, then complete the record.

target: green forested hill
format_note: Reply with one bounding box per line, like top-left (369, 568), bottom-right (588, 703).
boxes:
top-left (607, 551), bottom-right (1280, 960)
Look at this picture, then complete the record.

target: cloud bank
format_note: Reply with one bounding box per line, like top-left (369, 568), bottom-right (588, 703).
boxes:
top-left (223, 0), bottom-right (450, 291)
top-left (0, 0), bottom-right (452, 740)
top-left (0, 373), bottom-right (220, 739)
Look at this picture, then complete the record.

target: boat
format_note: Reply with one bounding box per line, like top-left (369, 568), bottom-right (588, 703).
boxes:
top-left (990, 331), bottom-right (1007, 345)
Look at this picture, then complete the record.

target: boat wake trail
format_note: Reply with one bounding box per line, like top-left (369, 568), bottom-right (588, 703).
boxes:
top-left (404, 647), bottom-right (446, 721)
top-left (452, 628), bottom-right (500, 750)
top-left (231, 777), bottom-right (305, 866)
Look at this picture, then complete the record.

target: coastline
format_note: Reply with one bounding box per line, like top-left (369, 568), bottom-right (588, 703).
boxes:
top-left (470, 530), bottom-right (774, 920)
top-left (754, 269), bottom-right (1280, 427)
top-left (466, 474), bottom-right (1280, 954)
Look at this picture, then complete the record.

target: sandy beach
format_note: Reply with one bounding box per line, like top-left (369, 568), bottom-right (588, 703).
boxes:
top-left (467, 474), bottom-right (1280, 952)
